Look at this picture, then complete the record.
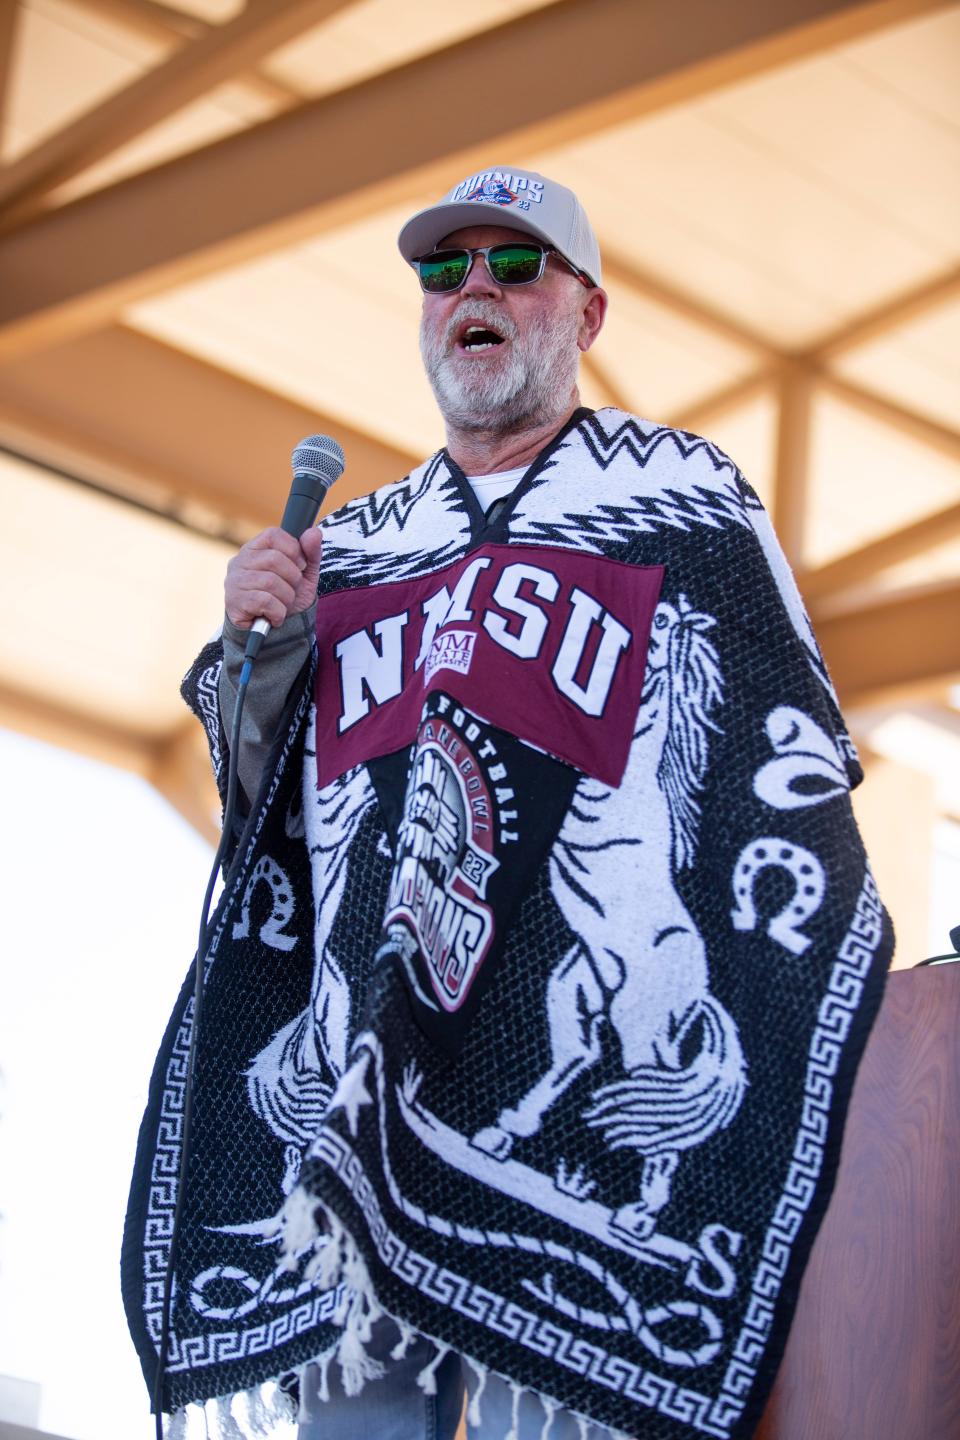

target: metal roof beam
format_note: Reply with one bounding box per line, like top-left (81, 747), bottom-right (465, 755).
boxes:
top-left (0, 0), bottom-right (947, 357)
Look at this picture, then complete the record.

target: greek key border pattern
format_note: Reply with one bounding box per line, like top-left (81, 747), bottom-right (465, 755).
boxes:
top-left (716, 872), bottom-right (884, 1415)
top-left (142, 682), bottom-right (318, 1371)
top-left (312, 1130), bottom-right (730, 1439)
top-left (195, 660), bottom-right (223, 778)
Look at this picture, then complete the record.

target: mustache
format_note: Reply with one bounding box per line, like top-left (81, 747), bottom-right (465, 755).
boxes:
top-left (437, 299), bottom-right (519, 347)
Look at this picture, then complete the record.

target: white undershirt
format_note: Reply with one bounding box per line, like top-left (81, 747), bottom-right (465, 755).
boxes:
top-left (465, 466), bottom-right (526, 512)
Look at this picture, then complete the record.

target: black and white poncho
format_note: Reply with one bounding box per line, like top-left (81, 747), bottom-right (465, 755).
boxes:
top-left (123, 407), bottom-right (893, 1440)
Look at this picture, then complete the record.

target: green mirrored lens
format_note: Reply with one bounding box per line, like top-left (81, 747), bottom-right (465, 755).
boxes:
top-left (419, 251), bottom-right (469, 292)
top-left (487, 245), bottom-right (545, 284)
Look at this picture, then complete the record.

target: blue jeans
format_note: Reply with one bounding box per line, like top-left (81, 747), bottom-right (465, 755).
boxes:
top-left (296, 1317), bottom-right (618, 1439)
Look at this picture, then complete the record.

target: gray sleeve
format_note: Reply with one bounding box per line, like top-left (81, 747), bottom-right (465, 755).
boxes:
top-left (219, 605), bottom-right (315, 804)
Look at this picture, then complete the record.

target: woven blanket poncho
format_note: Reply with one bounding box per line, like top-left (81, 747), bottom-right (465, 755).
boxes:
top-left (123, 407), bottom-right (893, 1440)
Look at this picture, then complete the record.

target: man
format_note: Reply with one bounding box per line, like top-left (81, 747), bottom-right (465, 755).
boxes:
top-left (124, 169), bottom-right (892, 1440)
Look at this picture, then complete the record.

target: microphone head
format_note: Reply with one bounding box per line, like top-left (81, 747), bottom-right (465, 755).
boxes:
top-left (291, 434), bottom-right (346, 488)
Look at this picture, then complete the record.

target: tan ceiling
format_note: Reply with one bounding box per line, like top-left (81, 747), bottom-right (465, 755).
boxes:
top-left (0, 0), bottom-right (957, 933)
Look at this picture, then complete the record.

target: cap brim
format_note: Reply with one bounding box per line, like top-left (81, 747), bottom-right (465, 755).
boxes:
top-left (398, 201), bottom-right (559, 265)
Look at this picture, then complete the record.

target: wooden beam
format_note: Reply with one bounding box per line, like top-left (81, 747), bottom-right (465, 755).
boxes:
top-left (148, 720), bottom-right (221, 845)
top-left (801, 499), bottom-right (960, 601)
top-left (77, 0), bottom-right (207, 42)
top-left (0, 0), bottom-right (947, 355)
top-left (671, 369), bottom-right (776, 432)
top-left (805, 263), bottom-right (960, 361)
top-left (818, 372), bottom-right (960, 466)
top-left (0, 0), bottom-right (353, 219)
top-left (814, 581), bottom-right (960, 708)
top-left (0, 678), bottom-right (155, 778)
top-left (602, 251), bottom-right (776, 359)
top-left (0, 677), bottom-right (221, 843)
top-left (0, 325), bottom-right (417, 531)
top-left (73, 0), bottom-right (302, 109)
top-left (0, 1), bottom-right (19, 144)
top-left (582, 352), bottom-right (635, 413)
top-left (773, 362), bottom-right (814, 567)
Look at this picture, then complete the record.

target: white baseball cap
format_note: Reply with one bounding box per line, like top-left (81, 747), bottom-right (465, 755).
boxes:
top-left (398, 166), bottom-right (602, 286)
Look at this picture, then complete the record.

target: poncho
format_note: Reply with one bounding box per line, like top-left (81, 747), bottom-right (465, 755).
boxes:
top-left (122, 406), bottom-right (893, 1440)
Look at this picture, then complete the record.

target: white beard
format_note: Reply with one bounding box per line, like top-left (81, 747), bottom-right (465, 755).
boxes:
top-left (420, 296), bottom-right (581, 434)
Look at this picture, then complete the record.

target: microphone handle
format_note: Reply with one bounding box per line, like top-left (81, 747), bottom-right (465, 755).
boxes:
top-left (279, 477), bottom-right (328, 538)
top-left (247, 473), bottom-right (328, 653)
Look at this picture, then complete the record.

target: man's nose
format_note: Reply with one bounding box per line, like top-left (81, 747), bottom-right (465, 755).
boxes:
top-left (460, 251), bottom-right (502, 296)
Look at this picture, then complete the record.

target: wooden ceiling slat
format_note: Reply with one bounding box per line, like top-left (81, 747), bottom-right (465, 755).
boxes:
top-left (77, 0), bottom-right (209, 43)
top-left (818, 372), bottom-right (960, 465)
top-left (814, 580), bottom-right (960, 706)
top-left (773, 362), bottom-right (814, 566)
top-left (0, 0), bottom-right (355, 219)
top-left (801, 500), bottom-right (960, 601)
top-left (0, 325), bottom-right (417, 529)
top-left (149, 720), bottom-right (220, 845)
top-left (0, 675), bottom-right (220, 843)
top-left (602, 251), bottom-right (778, 359)
top-left (672, 369), bottom-right (777, 431)
top-left (74, 0), bottom-right (304, 109)
top-left (0, 676), bottom-right (156, 777)
top-left (807, 262), bottom-right (960, 360)
top-left (0, 0), bottom-right (19, 142)
top-left (582, 353), bottom-right (635, 414)
top-left (0, 0), bottom-right (947, 358)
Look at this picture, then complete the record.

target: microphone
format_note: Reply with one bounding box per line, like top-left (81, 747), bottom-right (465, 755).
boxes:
top-left (245, 433), bottom-right (345, 660)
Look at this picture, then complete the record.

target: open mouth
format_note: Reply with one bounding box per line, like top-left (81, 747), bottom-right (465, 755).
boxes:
top-left (458, 323), bottom-right (506, 353)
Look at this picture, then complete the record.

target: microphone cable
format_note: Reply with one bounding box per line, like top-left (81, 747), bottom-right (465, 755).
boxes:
top-left (152, 644), bottom-right (257, 1440)
top-left (150, 434), bottom-right (344, 1437)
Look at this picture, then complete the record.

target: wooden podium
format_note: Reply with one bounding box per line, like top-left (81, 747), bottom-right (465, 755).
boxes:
top-left (755, 965), bottom-right (960, 1440)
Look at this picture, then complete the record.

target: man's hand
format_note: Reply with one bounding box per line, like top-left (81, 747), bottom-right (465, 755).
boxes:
top-left (224, 526), bottom-right (323, 630)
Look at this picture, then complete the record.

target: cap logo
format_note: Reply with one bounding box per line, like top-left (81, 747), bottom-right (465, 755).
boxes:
top-left (452, 170), bottom-right (544, 213)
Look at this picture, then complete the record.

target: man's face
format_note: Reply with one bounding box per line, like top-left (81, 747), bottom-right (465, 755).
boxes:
top-left (418, 224), bottom-right (596, 434)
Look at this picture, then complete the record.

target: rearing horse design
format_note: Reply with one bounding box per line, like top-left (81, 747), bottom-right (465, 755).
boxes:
top-left (474, 594), bottom-right (747, 1239)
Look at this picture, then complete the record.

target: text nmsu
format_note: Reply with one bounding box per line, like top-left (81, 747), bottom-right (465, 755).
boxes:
top-left (332, 552), bottom-right (636, 736)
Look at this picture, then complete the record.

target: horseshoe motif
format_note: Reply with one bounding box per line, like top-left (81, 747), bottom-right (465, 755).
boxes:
top-left (232, 856), bottom-right (297, 952)
top-left (730, 838), bottom-right (824, 955)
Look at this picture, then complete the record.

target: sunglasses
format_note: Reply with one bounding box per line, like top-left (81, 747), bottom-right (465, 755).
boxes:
top-left (414, 242), bottom-right (589, 294)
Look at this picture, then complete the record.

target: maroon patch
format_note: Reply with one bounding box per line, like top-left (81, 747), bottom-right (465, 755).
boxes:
top-left (315, 544), bottom-right (663, 789)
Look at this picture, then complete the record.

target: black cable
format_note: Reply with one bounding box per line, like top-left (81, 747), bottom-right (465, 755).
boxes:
top-left (152, 650), bottom-right (257, 1436)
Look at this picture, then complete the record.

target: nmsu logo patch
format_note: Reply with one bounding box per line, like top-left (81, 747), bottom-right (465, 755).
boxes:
top-left (425, 628), bottom-right (476, 682)
top-left (315, 543), bottom-right (663, 790)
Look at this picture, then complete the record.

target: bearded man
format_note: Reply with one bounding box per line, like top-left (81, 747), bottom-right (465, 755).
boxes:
top-left (124, 169), bottom-right (892, 1440)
